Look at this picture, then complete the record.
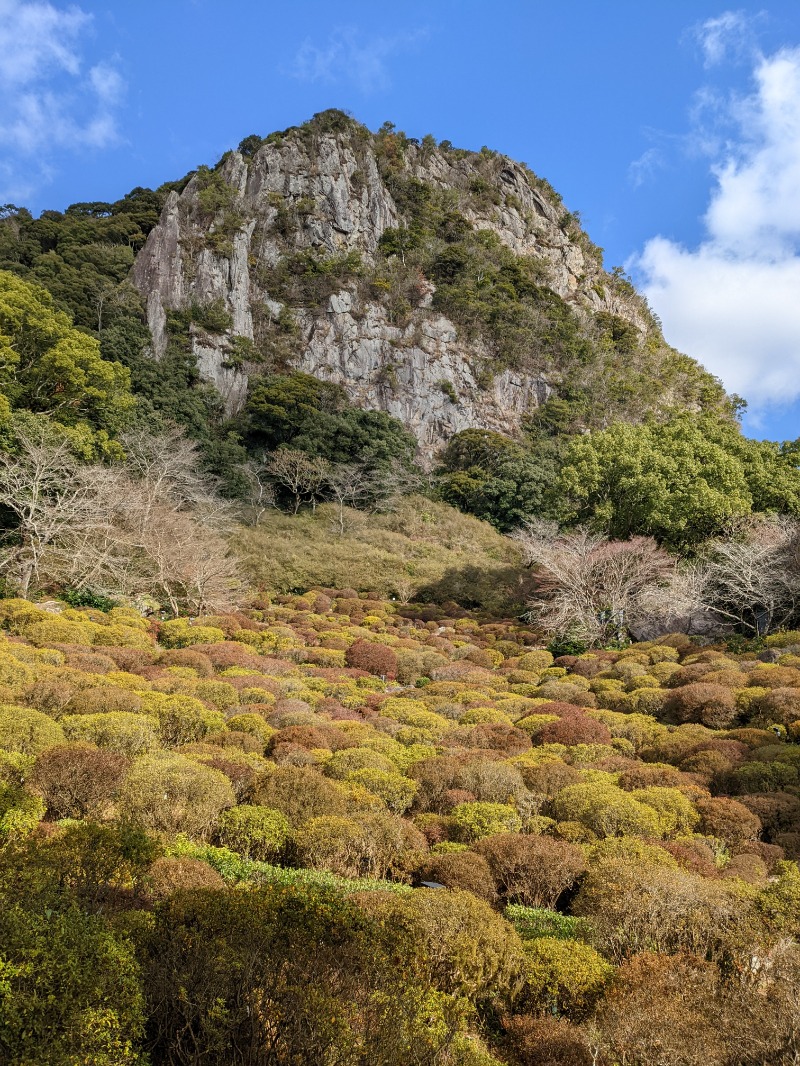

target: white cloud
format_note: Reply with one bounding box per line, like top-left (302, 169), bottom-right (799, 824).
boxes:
top-left (692, 9), bottom-right (761, 68)
top-left (628, 146), bottom-right (665, 188)
top-left (289, 27), bottom-right (426, 94)
top-left (0, 0), bottom-right (124, 200)
top-left (635, 43), bottom-right (800, 411)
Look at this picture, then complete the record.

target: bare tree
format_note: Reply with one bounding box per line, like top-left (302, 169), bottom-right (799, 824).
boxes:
top-left (515, 522), bottom-right (675, 644)
top-left (120, 426), bottom-right (216, 526)
top-left (0, 424), bottom-right (244, 614)
top-left (240, 455), bottom-right (275, 525)
top-left (267, 449), bottom-right (328, 514)
top-left (698, 516), bottom-right (800, 635)
top-left (629, 562), bottom-right (719, 640)
top-left (0, 431), bottom-right (114, 596)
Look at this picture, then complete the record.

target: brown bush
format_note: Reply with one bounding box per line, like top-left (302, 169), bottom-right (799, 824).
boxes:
top-left (721, 852), bottom-right (767, 884)
top-left (100, 646), bottom-right (159, 673)
top-left (344, 640), bottom-right (398, 679)
top-left (502, 1015), bottom-right (592, 1066)
top-left (267, 725), bottom-right (332, 753)
top-left (736, 792), bottom-right (800, 836)
top-left (537, 715), bottom-right (612, 747)
top-left (200, 756), bottom-right (257, 802)
top-left (664, 683), bottom-right (739, 728)
top-left (408, 756), bottom-right (464, 812)
top-left (518, 760), bottom-right (582, 796)
top-left (734, 839), bottom-right (785, 871)
top-left (66, 687), bottom-right (143, 716)
top-left (159, 649), bottom-right (215, 677)
top-left (416, 851), bottom-right (496, 902)
top-left (64, 651), bottom-right (117, 674)
top-left (24, 677), bottom-right (75, 715)
top-left (596, 952), bottom-right (724, 1066)
top-left (250, 765), bottom-right (348, 825)
top-left (757, 687), bottom-right (800, 725)
top-left (666, 663), bottom-right (716, 687)
top-left (660, 839), bottom-right (719, 878)
top-left (464, 722), bottom-right (532, 756)
top-left (746, 666), bottom-right (800, 689)
top-left (696, 796), bottom-right (762, 846)
top-left (146, 856), bottom-right (224, 899)
top-left (440, 788), bottom-right (477, 811)
top-left (475, 833), bottom-right (586, 907)
top-left (617, 764), bottom-right (688, 791)
top-left (30, 743), bottom-right (129, 818)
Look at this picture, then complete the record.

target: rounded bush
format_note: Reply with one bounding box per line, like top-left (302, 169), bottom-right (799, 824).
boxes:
top-left (216, 804), bottom-right (290, 861)
top-left (22, 619), bottom-right (93, 647)
top-left (119, 752), bottom-right (235, 838)
top-left (61, 712), bottom-right (160, 757)
top-left (450, 801), bottom-right (523, 842)
top-left (664, 683), bottom-right (739, 728)
top-left (0, 705), bottom-right (65, 755)
top-left (30, 743), bottom-right (129, 818)
top-left (147, 856), bottom-right (225, 899)
top-left (159, 621), bottom-right (226, 648)
top-left (416, 850), bottom-right (496, 901)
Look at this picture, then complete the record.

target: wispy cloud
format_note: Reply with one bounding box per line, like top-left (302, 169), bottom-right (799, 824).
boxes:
top-left (691, 8), bottom-right (763, 68)
top-left (288, 26), bottom-right (427, 94)
top-left (628, 146), bottom-right (666, 188)
top-left (0, 0), bottom-right (124, 200)
top-left (633, 28), bottom-right (800, 414)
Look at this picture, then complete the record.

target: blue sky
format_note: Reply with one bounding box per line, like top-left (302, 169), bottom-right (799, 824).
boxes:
top-left (3, 1), bottom-right (800, 441)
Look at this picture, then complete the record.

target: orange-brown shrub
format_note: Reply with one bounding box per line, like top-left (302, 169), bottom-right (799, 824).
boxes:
top-left (344, 640), bottom-right (398, 679)
top-left (159, 649), bottom-right (215, 677)
top-left (696, 796), bottom-right (762, 846)
top-left (537, 715), bottom-right (612, 747)
top-left (30, 743), bottom-right (129, 818)
top-left (100, 646), bottom-right (159, 673)
top-left (63, 651), bottom-right (117, 674)
top-left (200, 756), bottom-right (257, 801)
top-left (502, 1015), bottom-right (592, 1066)
top-left (416, 851), bottom-right (496, 901)
top-left (475, 833), bottom-right (586, 908)
top-left (664, 683), bottom-right (739, 728)
top-left (146, 856), bottom-right (224, 899)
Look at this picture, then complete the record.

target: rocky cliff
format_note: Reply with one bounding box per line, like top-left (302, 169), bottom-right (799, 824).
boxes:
top-left (131, 111), bottom-right (720, 460)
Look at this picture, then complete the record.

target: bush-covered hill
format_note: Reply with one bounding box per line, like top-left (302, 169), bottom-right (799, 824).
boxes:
top-left (3, 591), bottom-right (800, 1063)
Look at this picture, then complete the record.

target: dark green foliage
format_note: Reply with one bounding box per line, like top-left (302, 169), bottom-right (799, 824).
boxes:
top-left (237, 134), bottom-right (265, 158)
top-left (243, 370), bottom-right (417, 469)
top-left (436, 428), bottom-right (558, 531)
top-left (559, 412), bottom-right (800, 548)
top-left (0, 186), bottom-right (177, 331)
top-left (62, 587), bottom-right (118, 611)
top-left (258, 247), bottom-right (364, 308)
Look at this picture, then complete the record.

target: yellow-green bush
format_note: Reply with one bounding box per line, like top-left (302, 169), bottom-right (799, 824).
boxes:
top-left (0, 705), bottom-right (65, 754)
top-left (61, 712), bottom-right (160, 756)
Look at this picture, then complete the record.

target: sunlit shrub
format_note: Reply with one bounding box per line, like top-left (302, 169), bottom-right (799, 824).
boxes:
top-left (119, 752), bottom-right (235, 838)
top-left (0, 705), bottom-right (65, 754)
top-left (61, 712), bottom-right (160, 757)
top-left (216, 804), bottom-right (290, 860)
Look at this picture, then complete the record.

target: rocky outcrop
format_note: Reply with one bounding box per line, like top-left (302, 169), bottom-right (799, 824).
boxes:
top-left (130, 116), bottom-right (665, 460)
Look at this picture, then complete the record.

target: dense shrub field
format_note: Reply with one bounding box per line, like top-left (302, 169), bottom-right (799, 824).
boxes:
top-left (3, 591), bottom-right (800, 1064)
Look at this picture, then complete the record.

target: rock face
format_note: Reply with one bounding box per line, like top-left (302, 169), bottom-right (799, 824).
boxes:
top-left (130, 115), bottom-right (671, 460)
